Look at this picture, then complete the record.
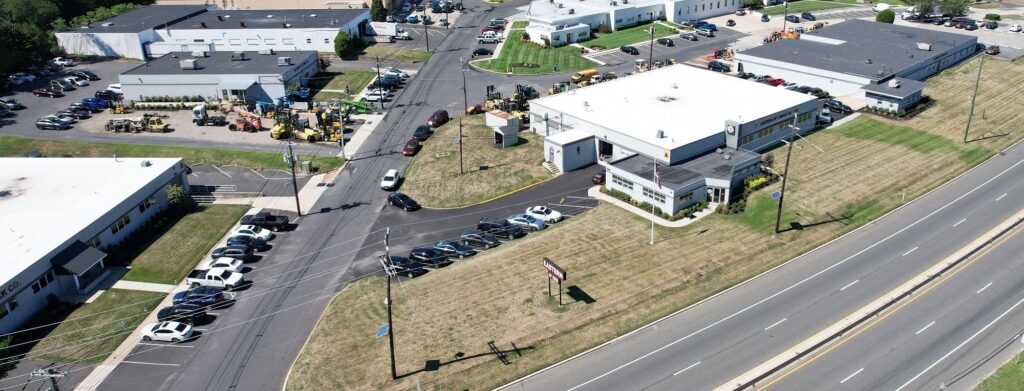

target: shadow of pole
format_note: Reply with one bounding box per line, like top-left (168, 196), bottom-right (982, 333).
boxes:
top-left (396, 344), bottom-right (535, 379)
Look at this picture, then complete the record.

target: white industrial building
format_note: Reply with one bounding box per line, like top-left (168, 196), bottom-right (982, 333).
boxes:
top-left (0, 158), bottom-right (190, 334)
top-left (530, 65), bottom-right (819, 215)
top-left (56, 5), bottom-right (370, 60)
top-left (119, 50), bottom-right (319, 102)
top-left (525, 0), bottom-right (742, 45)
top-left (734, 19), bottom-right (977, 102)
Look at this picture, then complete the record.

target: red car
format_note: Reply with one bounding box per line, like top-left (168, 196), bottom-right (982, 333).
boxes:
top-left (33, 88), bottom-right (64, 98)
top-left (481, 26), bottom-right (498, 34)
top-left (402, 138), bottom-right (420, 156)
top-left (592, 171), bottom-right (606, 185)
top-left (765, 77), bottom-right (786, 87)
top-left (427, 109), bottom-right (449, 127)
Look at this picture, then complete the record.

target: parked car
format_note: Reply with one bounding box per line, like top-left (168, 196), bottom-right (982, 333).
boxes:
top-left (33, 88), bottom-right (63, 98)
top-left (140, 321), bottom-right (193, 342)
top-left (472, 48), bottom-right (494, 57)
top-left (402, 138), bottom-right (420, 156)
top-left (801, 12), bottom-right (816, 21)
top-left (58, 107), bottom-right (90, 119)
top-left (1010, 24), bottom-right (1023, 32)
top-left (964, 23), bottom-right (977, 31)
top-left (525, 206), bottom-right (563, 223)
top-left (433, 240), bottom-right (477, 259)
top-left (107, 83), bottom-right (122, 93)
top-left (656, 38), bottom-right (674, 47)
top-left (65, 76), bottom-right (89, 87)
top-left (11, 72), bottom-right (36, 83)
top-left (696, 28), bottom-right (713, 37)
top-left (460, 231), bottom-right (500, 248)
top-left (386, 15), bottom-right (397, 22)
top-left (232, 224), bottom-right (274, 241)
top-left (0, 97), bottom-right (24, 110)
top-left (592, 171), bottom-right (606, 184)
top-left (52, 112), bottom-right (79, 123)
top-left (726, 19), bottom-right (736, 27)
top-left (198, 257), bottom-right (245, 273)
top-left (407, 15), bottom-right (419, 23)
top-left (427, 109), bottom-right (449, 127)
top-left (817, 109), bottom-right (833, 124)
top-left (736, 9), bottom-right (746, 16)
top-left (387, 192), bottom-right (420, 211)
top-left (73, 70), bottom-right (100, 81)
top-left (412, 124), bottom-right (432, 140)
top-left (986, 45), bottom-right (1000, 55)
top-left (785, 15), bottom-right (800, 23)
top-left (94, 89), bottom-right (122, 101)
top-left (707, 60), bottom-right (731, 73)
top-left (364, 90), bottom-right (389, 102)
top-left (80, 97), bottom-right (110, 109)
top-left (932, 17), bottom-right (946, 25)
top-left (507, 214), bottom-right (546, 231)
top-left (781, 81), bottom-right (797, 88)
top-left (36, 117), bottom-right (69, 130)
top-left (211, 245), bottom-right (253, 261)
top-left (680, 32), bottom-right (698, 41)
top-left (381, 169), bottom-right (400, 190)
top-left (824, 99), bottom-right (853, 114)
top-left (185, 268), bottom-right (246, 290)
top-left (156, 303), bottom-right (207, 324)
top-left (477, 218), bottom-right (527, 239)
top-left (172, 286), bottom-right (225, 306)
top-left (50, 57), bottom-right (75, 67)
top-left (240, 211), bottom-right (290, 231)
top-left (49, 79), bottom-right (75, 91)
top-left (761, 14), bottom-right (770, 22)
top-left (765, 77), bottom-right (786, 87)
top-left (621, 45), bottom-right (640, 55)
top-left (226, 235), bottom-right (269, 251)
top-left (699, 22), bottom-right (718, 31)
top-left (409, 247), bottom-right (451, 268)
top-left (384, 255), bottom-right (427, 278)
top-left (736, 72), bottom-right (754, 79)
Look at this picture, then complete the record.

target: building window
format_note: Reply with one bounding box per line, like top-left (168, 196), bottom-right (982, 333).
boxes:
top-left (798, 111), bottom-right (812, 123)
top-left (229, 39), bottom-right (241, 46)
top-left (324, 38), bottom-right (330, 43)
top-left (611, 174), bottom-right (634, 190)
top-left (265, 38), bottom-right (277, 45)
top-left (109, 213), bottom-right (131, 235)
top-left (282, 38), bottom-right (294, 45)
top-left (31, 271), bottom-right (54, 293)
top-left (138, 196), bottom-right (156, 214)
top-left (86, 234), bottom-right (102, 249)
top-left (306, 38), bottom-right (312, 44)
top-left (246, 38), bottom-right (259, 45)
top-left (679, 191), bottom-right (694, 203)
top-left (193, 39), bottom-right (205, 43)
top-left (0, 305), bottom-right (7, 319)
top-left (643, 187), bottom-right (666, 203)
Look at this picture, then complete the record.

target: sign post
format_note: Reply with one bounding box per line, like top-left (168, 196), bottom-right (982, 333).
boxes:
top-left (543, 257), bottom-right (567, 307)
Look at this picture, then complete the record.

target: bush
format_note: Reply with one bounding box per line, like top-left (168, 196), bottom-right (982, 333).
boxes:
top-left (597, 24), bottom-right (612, 34)
top-left (521, 31), bottom-right (531, 41)
top-left (746, 176), bottom-right (769, 190)
top-left (984, 13), bottom-right (1000, 21)
top-left (876, 9), bottom-right (896, 24)
top-left (743, 0), bottom-right (763, 9)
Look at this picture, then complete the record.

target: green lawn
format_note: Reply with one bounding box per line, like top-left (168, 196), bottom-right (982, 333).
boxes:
top-left (830, 0), bottom-right (905, 5)
top-left (581, 23), bottom-right (676, 49)
top-left (122, 205), bottom-right (250, 284)
top-left (0, 135), bottom-right (346, 171)
top-left (970, 1), bottom-right (1001, 8)
top-left (307, 70), bottom-right (376, 101)
top-left (834, 117), bottom-right (990, 165)
top-left (27, 289), bottom-right (166, 364)
top-left (511, 21), bottom-right (529, 29)
top-left (476, 30), bottom-right (599, 75)
top-left (975, 353), bottom-right (1024, 391)
top-left (360, 44), bottom-right (433, 63)
top-left (762, 0), bottom-right (857, 15)
top-left (1003, 14), bottom-right (1023, 20)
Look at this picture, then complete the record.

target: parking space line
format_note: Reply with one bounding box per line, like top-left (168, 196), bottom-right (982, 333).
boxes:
top-left (249, 168), bottom-right (268, 179)
top-left (122, 361), bottom-right (181, 366)
top-left (549, 203), bottom-right (594, 209)
top-left (193, 328), bottom-right (210, 332)
top-left (137, 343), bottom-right (194, 348)
top-left (212, 165), bottom-right (232, 178)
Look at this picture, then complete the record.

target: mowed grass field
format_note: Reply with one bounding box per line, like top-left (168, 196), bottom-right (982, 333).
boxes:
top-left (580, 22), bottom-right (676, 48)
top-left (307, 70), bottom-right (377, 101)
top-left (975, 353), bottom-right (1024, 391)
top-left (400, 115), bottom-right (551, 208)
top-left (762, 0), bottom-right (857, 15)
top-left (360, 44), bottom-right (433, 63)
top-left (476, 30), bottom-right (599, 75)
top-left (122, 205), bottom-right (250, 284)
top-left (286, 55), bottom-right (1024, 391)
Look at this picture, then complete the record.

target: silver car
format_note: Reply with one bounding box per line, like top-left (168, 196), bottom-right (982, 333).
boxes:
top-left (507, 214), bottom-right (546, 231)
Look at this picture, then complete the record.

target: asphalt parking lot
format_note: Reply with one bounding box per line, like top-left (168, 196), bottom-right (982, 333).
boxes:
top-left (189, 164), bottom-right (312, 197)
top-left (588, 27), bottom-right (745, 70)
top-left (809, 9), bottom-right (874, 21)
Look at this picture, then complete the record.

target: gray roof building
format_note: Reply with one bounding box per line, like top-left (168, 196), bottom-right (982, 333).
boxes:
top-left (612, 148), bottom-right (760, 189)
top-left (61, 4), bottom-right (207, 33)
top-left (177, 9), bottom-right (368, 30)
top-left (861, 77), bottom-right (927, 99)
top-left (122, 50), bottom-right (317, 76)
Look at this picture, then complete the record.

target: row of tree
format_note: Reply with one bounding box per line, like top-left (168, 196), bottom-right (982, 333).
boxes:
top-left (904, 0), bottom-right (973, 19)
top-left (0, 0), bottom-right (151, 76)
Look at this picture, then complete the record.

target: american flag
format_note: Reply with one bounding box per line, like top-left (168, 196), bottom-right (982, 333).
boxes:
top-left (654, 162), bottom-right (661, 188)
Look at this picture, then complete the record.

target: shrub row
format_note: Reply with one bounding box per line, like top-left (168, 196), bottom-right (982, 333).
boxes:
top-left (601, 187), bottom-right (708, 221)
top-left (137, 95), bottom-right (208, 103)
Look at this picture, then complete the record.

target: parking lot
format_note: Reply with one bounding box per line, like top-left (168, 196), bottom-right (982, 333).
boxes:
top-left (587, 27), bottom-right (745, 69)
top-left (189, 164), bottom-right (312, 197)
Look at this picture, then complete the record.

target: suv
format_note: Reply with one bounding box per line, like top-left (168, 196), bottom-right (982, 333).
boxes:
top-left (696, 28), bottom-right (713, 37)
top-left (477, 218), bottom-right (527, 240)
top-left (427, 110), bottom-right (449, 127)
top-left (95, 89), bottom-right (122, 101)
top-left (461, 231), bottom-right (500, 248)
top-left (49, 79), bottom-right (75, 91)
top-left (409, 247), bottom-right (451, 268)
top-left (707, 60), bottom-right (731, 73)
top-left (656, 38), bottom-right (674, 47)
top-left (412, 124), bottom-right (432, 140)
top-left (680, 32), bottom-right (698, 41)
top-left (801, 12), bottom-right (816, 21)
top-left (620, 45), bottom-right (639, 55)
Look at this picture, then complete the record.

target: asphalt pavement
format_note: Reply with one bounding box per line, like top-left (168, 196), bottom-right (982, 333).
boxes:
top-left (586, 28), bottom-right (744, 72)
top-left (501, 137), bottom-right (1024, 389)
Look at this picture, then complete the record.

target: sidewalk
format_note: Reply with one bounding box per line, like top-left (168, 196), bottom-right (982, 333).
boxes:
top-left (588, 186), bottom-right (716, 228)
top-left (110, 280), bottom-right (176, 293)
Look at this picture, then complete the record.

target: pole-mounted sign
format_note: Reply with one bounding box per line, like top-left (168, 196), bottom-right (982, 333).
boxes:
top-left (543, 257), bottom-right (567, 307)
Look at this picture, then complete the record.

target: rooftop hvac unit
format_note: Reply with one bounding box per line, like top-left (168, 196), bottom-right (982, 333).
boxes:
top-left (231, 51), bottom-right (247, 61)
top-left (558, 3), bottom-right (563, 8)
top-left (916, 42), bottom-right (932, 51)
top-left (555, 24), bottom-right (564, 30)
top-left (277, 56), bottom-right (292, 66)
top-left (191, 50), bottom-right (207, 57)
top-left (569, 8), bottom-right (575, 14)
top-left (888, 79), bottom-right (901, 88)
top-left (655, 129), bottom-right (664, 138)
top-left (140, 160), bottom-right (151, 167)
top-left (179, 59), bottom-right (199, 70)
top-left (258, 49), bottom-right (275, 55)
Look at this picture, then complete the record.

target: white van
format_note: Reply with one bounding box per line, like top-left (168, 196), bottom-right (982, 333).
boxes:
top-left (872, 3), bottom-right (893, 12)
top-left (107, 84), bottom-right (122, 93)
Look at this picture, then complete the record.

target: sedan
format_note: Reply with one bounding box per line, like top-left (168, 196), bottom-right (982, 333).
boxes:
top-left (473, 48), bottom-right (494, 57)
top-left (656, 38), bottom-right (674, 47)
top-left (94, 89), bottom-right (122, 101)
top-left (433, 240), bottom-right (476, 259)
top-left (157, 303), bottom-right (207, 324)
top-left (33, 88), bottom-right (64, 98)
top-left (141, 321), bottom-right (193, 343)
top-left (620, 45), bottom-right (639, 55)
top-left (384, 68), bottom-right (409, 78)
top-left (172, 286), bottom-right (225, 306)
top-left (50, 57), bottom-right (75, 67)
top-left (36, 117), bottom-right (68, 130)
top-left (199, 257), bottom-right (245, 273)
top-left (66, 77), bottom-right (89, 87)
top-left (526, 206), bottom-right (563, 223)
top-left (73, 70), bottom-right (100, 81)
top-left (801, 12), bottom-right (816, 21)
top-left (409, 247), bottom-right (451, 268)
top-left (232, 224), bottom-right (274, 241)
top-left (387, 192), bottom-right (420, 211)
top-left (680, 32), bottom-right (698, 41)
top-left (364, 90), bottom-right (390, 102)
top-left (57, 108), bottom-right (90, 119)
top-left (726, 19), bottom-right (736, 27)
top-left (507, 214), bottom-right (546, 231)
top-left (211, 245), bottom-right (253, 261)
top-left (461, 231), bottom-right (500, 248)
top-left (824, 99), bottom-right (853, 114)
top-left (477, 218), bottom-right (527, 239)
top-left (227, 235), bottom-right (268, 251)
top-left (402, 138), bottom-right (420, 156)
top-left (384, 255), bottom-right (427, 278)
top-left (592, 171), bottom-right (606, 184)
top-left (986, 45), bottom-right (1000, 55)
top-left (11, 72), bottom-right (36, 83)
top-left (52, 112), bottom-right (79, 123)
top-left (785, 15), bottom-right (800, 23)
top-left (0, 98), bottom-right (25, 110)
top-left (381, 169), bottom-right (400, 190)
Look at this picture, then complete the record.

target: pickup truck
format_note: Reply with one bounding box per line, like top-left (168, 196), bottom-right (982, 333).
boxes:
top-left (239, 211), bottom-right (290, 231)
top-left (186, 268), bottom-right (246, 290)
top-left (477, 35), bottom-right (501, 44)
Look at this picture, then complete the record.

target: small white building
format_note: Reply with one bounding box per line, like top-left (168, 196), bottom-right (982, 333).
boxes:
top-left (862, 78), bottom-right (925, 112)
top-left (119, 50), bottom-right (319, 102)
top-left (530, 65), bottom-right (819, 215)
top-left (0, 158), bottom-right (190, 334)
top-left (526, 0), bottom-right (742, 34)
top-left (525, 23), bottom-right (591, 47)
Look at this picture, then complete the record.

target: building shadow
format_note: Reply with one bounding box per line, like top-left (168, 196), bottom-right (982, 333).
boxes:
top-left (398, 342), bottom-right (534, 379)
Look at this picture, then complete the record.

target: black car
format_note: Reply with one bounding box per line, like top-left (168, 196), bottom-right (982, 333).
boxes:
top-left (433, 240), bottom-right (477, 259)
top-left (656, 38), bottom-right (674, 47)
top-left (726, 19), bottom-right (736, 27)
top-left (461, 231), bottom-right (500, 248)
top-left (36, 117), bottom-right (69, 130)
top-left (57, 108), bottom-right (91, 119)
top-left (985, 21), bottom-right (998, 30)
top-left (384, 255), bottom-right (427, 278)
top-left (824, 99), bottom-right (853, 114)
top-left (801, 12), bottom-right (816, 21)
top-left (476, 218), bottom-right (527, 240)
top-left (932, 17), bottom-right (946, 25)
top-left (736, 72), bottom-right (754, 79)
top-left (95, 89), bottom-right (122, 101)
top-left (761, 14), bottom-right (770, 22)
top-left (211, 245), bottom-right (254, 261)
top-left (387, 192), bottom-right (420, 211)
top-left (227, 235), bottom-right (268, 251)
top-left (680, 32), bottom-right (698, 41)
top-left (707, 60), bottom-right (731, 73)
top-left (964, 23), bottom-right (978, 31)
top-left (472, 48), bottom-right (494, 57)
top-left (73, 70), bottom-right (100, 81)
top-left (172, 286), bottom-right (224, 306)
top-left (157, 303), bottom-right (207, 324)
top-left (409, 247), bottom-right (451, 268)
top-left (785, 15), bottom-right (800, 23)
top-left (620, 45), bottom-right (639, 55)
top-left (412, 124), bottom-right (432, 140)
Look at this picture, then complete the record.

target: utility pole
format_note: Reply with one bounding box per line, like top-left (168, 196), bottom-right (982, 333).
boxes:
top-left (31, 368), bottom-right (67, 391)
top-left (782, 1), bottom-right (789, 32)
top-left (423, 10), bottom-right (430, 52)
top-left (459, 58), bottom-right (468, 174)
top-left (286, 142), bottom-right (302, 216)
top-left (964, 54), bottom-right (984, 143)
top-left (375, 56), bottom-right (385, 111)
top-left (647, 15), bottom-right (655, 71)
top-left (381, 227), bottom-right (398, 379)
top-left (774, 115), bottom-right (799, 234)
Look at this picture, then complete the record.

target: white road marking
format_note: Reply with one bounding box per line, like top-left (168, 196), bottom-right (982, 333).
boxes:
top-left (977, 282), bottom-right (993, 294)
top-left (895, 295), bottom-right (1024, 391)
top-left (193, 328), bottom-right (209, 332)
top-left (997, 193), bottom-right (1008, 201)
top-left (549, 203), bottom-right (594, 209)
top-left (839, 280), bottom-right (860, 291)
top-left (137, 343), bottom-right (193, 348)
top-left (205, 312), bottom-right (221, 316)
top-left (249, 168), bottom-right (268, 179)
top-left (915, 321), bottom-right (935, 335)
top-left (902, 246), bottom-right (919, 256)
top-left (672, 361), bottom-right (702, 376)
top-left (840, 368), bottom-right (864, 384)
top-left (122, 361), bottom-right (180, 366)
top-left (212, 165), bottom-right (232, 178)
top-left (953, 218), bottom-right (967, 227)
top-left (565, 196), bottom-right (594, 200)
top-left (564, 157), bottom-right (1024, 391)
top-left (764, 318), bottom-right (788, 331)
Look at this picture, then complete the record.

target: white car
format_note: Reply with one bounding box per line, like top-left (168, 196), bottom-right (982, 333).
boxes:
top-left (525, 206), bottom-right (564, 223)
top-left (872, 3), bottom-right (892, 12)
top-left (50, 57), bottom-right (75, 67)
top-left (817, 109), bottom-right (833, 124)
top-left (107, 83), bottom-right (122, 93)
top-left (141, 321), bottom-right (193, 342)
top-left (1011, 24), bottom-right (1022, 33)
top-left (364, 90), bottom-right (389, 101)
top-left (199, 257), bottom-right (245, 273)
top-left (65, 76), bottom-right (89, 87)
top-left (232, 224), bottom-right (274, 241)
top-left (381, 169), bottom-right (400, 190)
top-left (507, 214), bottom-right (546, 231)
top-left (384, 68), bottom-right (409, 79)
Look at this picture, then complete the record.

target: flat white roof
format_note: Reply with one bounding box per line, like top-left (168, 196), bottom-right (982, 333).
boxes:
top-left (547, 128), bottom-right (594, 145)
top-left (531, 64), bottom-right (816, 150)
top-left (0, 158), bottom-right (181, 284)
top-left (528, 0), bottom-right (662, 22)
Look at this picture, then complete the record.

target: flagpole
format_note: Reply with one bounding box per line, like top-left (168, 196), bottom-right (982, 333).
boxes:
top-left (650, 158), bottom-right (656, 245)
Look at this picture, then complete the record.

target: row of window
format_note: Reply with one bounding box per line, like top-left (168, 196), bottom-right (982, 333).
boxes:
top-left (109, 213), bottom-right (131, 235)
top-left (138, 196), bottom-right (156, 214)
top-left (643, 187), bottom-right (667, 203)
top-left (208, 38), bottom-right (325, 46)
top-left (675, 0), bottom-right (738, 15)
top-left (31, 271), bottom-right (56, 294)
top-left (612, 174), bottom-right (634, 190)
top-left (739, 111), bottom-right (814, 145)
top-left (679, 191), bottom-right (694, 203)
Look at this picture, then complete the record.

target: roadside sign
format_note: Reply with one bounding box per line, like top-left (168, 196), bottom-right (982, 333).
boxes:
top-left (376, 323), bottom-right (390, 338)
top-left (771, 191), bottom-right (782, 200)
top-left (543, 257), bottom-right (566, 281)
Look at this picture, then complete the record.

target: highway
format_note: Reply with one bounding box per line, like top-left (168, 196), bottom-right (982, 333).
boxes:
top-left (503, 142), bottom-right (1024, 390)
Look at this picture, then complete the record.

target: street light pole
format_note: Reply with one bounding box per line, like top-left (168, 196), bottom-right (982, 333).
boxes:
top-left (423, 10), bottom-right (430, 52)
top-left (459, 58), bottom-right (468, 174)
top-left (964, 54), bottom-right (984, 143)
top-left (375, 56), bottom-right (385, 111)
top-left (647, 14), bottom-right (655, 70)
top-left (782, 1), bottom-right (789, 32)
top-left (286, 142), bottom-right (302, 217)
top-left (382, 227), bottom-right (397, 379)
top-left (774, 115), bottom-right (798, 234)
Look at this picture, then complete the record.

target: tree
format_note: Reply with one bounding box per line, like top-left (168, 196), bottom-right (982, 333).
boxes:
top-left (370, 0), bottom-right (387, 22)
top-left (743, 0), bottom-right (763, 10)
top-left (876, 9), bottom-right (896, 23)
top-left (333, 31), bottom-right (360, 57)
top-left (903, 0), bottom-right (938, 17)
top-left (938, 0), bottom-right (970, 17)
top-left (166, 184), bottom-right (194, 214)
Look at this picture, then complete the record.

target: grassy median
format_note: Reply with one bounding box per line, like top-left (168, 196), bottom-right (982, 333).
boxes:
top-left (580, 22), bottom-right (676, 49)
top-left (400, 115), bottom-right (551, 208)
top-left (976, 353), bottom-right (1024, 391)
top-left (287, 56), bottom-right (1024, 391)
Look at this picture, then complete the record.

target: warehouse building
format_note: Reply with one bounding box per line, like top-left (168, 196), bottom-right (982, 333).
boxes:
top-left (119, 50), bottom-right (319, 102)
top-left (157, 0), bottom-right (370, 10)
top-left (734, 19), bottom-right (977, 103)
top-left (0, 158), bottom-right (189, 334)
top-left (526, 0), bottom-right (742, 43)
top-left (56, 5), bottom-right (369, 59)
top-left (530, 65), bottom-right (819, 215)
